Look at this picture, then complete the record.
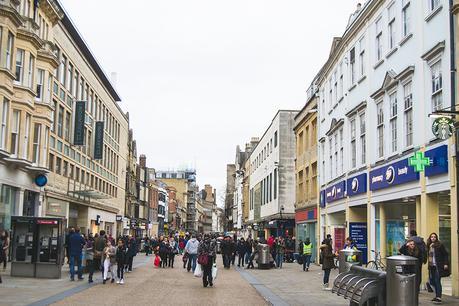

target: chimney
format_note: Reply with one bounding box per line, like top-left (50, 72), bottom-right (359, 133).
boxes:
top-left (139, 154), bottom-right (147, 168)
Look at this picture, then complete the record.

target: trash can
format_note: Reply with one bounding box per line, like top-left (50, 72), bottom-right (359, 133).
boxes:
top-left (257, 244), bottom-right (270, 269)
top-left (386, 255), bottom-right (419, 306)
top-left (338, 249), bottom-right (362, 273)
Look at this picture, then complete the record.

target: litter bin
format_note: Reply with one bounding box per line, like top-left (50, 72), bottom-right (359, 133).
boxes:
top-left (386, 255), bottom-right (419, 306)
top-left (257, 243), bottom-right (270, 269)
top-left (338, 249), bottom-right (362, 273)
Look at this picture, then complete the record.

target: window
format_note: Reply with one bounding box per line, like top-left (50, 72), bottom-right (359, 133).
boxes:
top-left (333, 71), bottom-right (338, 103)
top-left (334, 134), bottom-right (338, 176)
top-left (274, 131), bottom-right (278, 147)
top-left (329, 138), bottom-right (333, 179)
top-left (402, 0), bottom-right (411, 37)
top-left (64, 111), bottom-right (70, 141)
top-left (350, 47), bottom-right (356, 84)
top-left (339, 128), bottom-right (344, 173)
top-left (15, 49), bottom-right (25, 83)
top-left (59, 54), bottom-right (66, 85)
top-left (47, 74), bottom-right (52, 102)
top-left (429, 0), bottom-right (441, 12)
top-left (27, 55), bottom-right (34, 88)
top-left (73, 71), bottom-right (79, 98)
top-left (20, 0), bottom-right (30, 17)
top-left (32, 123), bottom-right (41, 164)
top-left (377, 102), bottom-right (384, 158)
top-left (10, 110), bottom-right (20, 155)
top-left (404, 82), bottom-right (413, 147)
top-left (43, 127), bottom-right (48, 167)
top-left (375, 18), bottom-right (383, 62)
top-left (339, 62), bottom-right (344, 98)
top-left (360, 113), bottom-right (366, 164)
top-left (0, 99), bottom-right (9, 150)
top-left (329, 80), bottom-right (333, 108)
top-left (79, 77), bottom-right (84, 100)
top-left (431, 61), bottom-right (443, 111)
top-left (388, 4), bottom-right (396, 50)
top-left (390, 92), bottom-right (398, 153)
top-left (274, 168), bottom-right (278, 199)
top-left (359, 36), bottom-right (366, 77)
top-left (23, 114), bottom-right (31, 159)
top-left (57, 105), bottom-right (63, 137)
top-left (5, 32), bottom-right (13, 70)
top-left (67, 63), bottom-right (73, 91)
top-left (55, 156), bottom-right (61, 175)
top-left (350, 118), bottom-right (356, 168)
top-left (36, 69), bottom-right (44, 100)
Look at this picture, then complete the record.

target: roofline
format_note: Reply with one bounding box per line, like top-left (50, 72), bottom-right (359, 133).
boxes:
top-left (56, 0), bottom-right (122, 104)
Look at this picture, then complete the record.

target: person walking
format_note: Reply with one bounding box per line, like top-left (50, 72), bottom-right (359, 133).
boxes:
top-left (168, 237), bottom-right (177, 268)
top-left (68, 227), bottom-right (85, 281)
top-left (245, 238), bottom-right (253, 266)
top-left (198, 233), bottom-right (216, 288)
top-left (94, 230), bottom-right (107, 279)
top-left (126, 235), bottom-right (136, 272)
top-left (185, 235), bottom-right (199, 272)
top-left (159, 237), bottom-right (169, 268)
top-left (221, 236), bottom-right (232, 269)
top-left (64, 227), bottom-right (75, 265)
top-left (237, 238), bottom-right (247, 268)
top-left (302, 238), bottom-right (313, 272)
top-left (399, 239), bottom-right (423, 293)
top-left (427, 233), bottom-right (449, 304)
top-left (275, 237), bottom-right (285, 268)
top-left (102, 240), bottom-right (116, 284)
top-left (320, 238), bottom-right (335, 290)
top-left (1, 230), bottom-right (9, 270)
top-left (115, 239), bottom-right (127, 284)
top-left (84, 234), bottom-right (95, 283)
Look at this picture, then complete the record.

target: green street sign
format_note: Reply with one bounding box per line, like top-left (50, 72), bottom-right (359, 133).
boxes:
top-left (408, 151), bottom-right (431, 172)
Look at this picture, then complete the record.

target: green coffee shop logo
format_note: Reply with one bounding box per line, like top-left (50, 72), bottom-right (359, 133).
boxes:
top-left (432, 117), bottom-right (455, 140)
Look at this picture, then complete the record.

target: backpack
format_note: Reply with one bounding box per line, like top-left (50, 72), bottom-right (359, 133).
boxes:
top-left (413, 238), bottom-right (427, 264)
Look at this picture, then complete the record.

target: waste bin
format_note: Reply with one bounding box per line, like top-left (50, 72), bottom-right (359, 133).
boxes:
top-left (386, 255), bottom-right (419, 306)
top-left (338, 249), bottom-right (362, 273)
top-left (257, 244), bottom-right (270, 269)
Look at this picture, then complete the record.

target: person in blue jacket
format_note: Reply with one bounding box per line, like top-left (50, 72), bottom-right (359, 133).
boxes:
top-left (69, 227), bottom-right (86, 281)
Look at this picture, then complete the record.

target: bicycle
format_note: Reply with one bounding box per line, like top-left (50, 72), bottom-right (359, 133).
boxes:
top-left (366, 250), bottom-right (386, 271)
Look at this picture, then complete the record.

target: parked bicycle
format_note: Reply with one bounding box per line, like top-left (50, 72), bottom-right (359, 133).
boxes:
top-left (366, 250), bottom-right (386, 271)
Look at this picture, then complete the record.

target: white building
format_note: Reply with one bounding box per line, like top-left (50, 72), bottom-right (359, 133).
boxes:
top-left (317, 0), bottom-right (453, 276)
top-left (248, 110), bottom-right (298, 238)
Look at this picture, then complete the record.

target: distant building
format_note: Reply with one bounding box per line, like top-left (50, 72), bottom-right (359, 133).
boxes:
top-left (224, 164), bottom-right (236, 231)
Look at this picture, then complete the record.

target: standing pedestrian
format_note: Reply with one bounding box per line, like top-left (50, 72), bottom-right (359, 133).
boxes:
top-left (168, 237), bottom-right (177, 268)
top-left (198, 233), bottom-right (216, 288)
top-left (159, 237), bottom-right (169, 268)
top-left (68, 227), bottom-right (85, 281)
top-left (275, 237), bottom-right (285, 268)
top-left (185, 235), bottom-right (199, 272)
top-left (427, 233), bottom-right (449, 304)
top-left (320, 238), bottom-right (335, 290)
top-left (115, 239), bottom-right (126, 284)
top-left (1, 230), bottom-right (9, 270)
top-left (405, 230), bottom-right (428, 291)
top-left (102, 240), bottom-right (116, 284)
top-left (64, 227), bottom-right (75, 264)
top-left (94, 230), bottom-right (107, 279)
top-left (230, 237), bottom-right (236, 266)
top-left (237, 238), bottom-right (247, 268)
top-left (84, 233), bottom-right (95, 283)
top-left (302, 238), bottom-right (313, 272)
top-left (245, 238), bottom-right (253, 266)
top-left (221, 236), bottom-right (232, 269)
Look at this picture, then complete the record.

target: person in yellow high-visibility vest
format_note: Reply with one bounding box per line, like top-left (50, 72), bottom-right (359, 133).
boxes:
top-left (302, 238), bottom-right (313, 272)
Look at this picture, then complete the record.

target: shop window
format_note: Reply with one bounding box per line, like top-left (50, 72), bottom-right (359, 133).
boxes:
top-left (0, 185), bottom-right (18, 231)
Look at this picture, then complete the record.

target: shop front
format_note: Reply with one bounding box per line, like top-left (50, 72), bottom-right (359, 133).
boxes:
top-left (296, 207), bottom-right (317, 260)
top-left (0, 184), bottom-right (18, 231)
top-left (322, 180), bottom-right (347, 251)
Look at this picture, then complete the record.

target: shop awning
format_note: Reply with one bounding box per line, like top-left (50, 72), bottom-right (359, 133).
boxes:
top-left (68, 189), bottom-right (111, 199)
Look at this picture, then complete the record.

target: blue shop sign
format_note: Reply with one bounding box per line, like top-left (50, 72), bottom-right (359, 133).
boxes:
top-left (325, 180), bottom-right (346, 203)
top-left (369, 158), bottom-right (419, 191)
top-left (425, 145), bottom-right (448, 177)
top-left (347, 173), bottom-right (367, 197)
top-left (320, 190), bottom-right (326, 208)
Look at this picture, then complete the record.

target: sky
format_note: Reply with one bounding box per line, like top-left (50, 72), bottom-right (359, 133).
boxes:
top-left (60, 0), bottom-right (360, 204)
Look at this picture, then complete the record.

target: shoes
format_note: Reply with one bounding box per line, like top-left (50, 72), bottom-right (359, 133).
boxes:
top-left (203, 283), bottom-right (208, 288)
top-left (306, 268), bottom-right (309, 271)
top-left (70, 277), bottom-right (75, 281)
top-left (432, 297), bottom-right (442, 304)
top-left (120, 279), bottom-right (124, 285)
top-left (88, 279), bottom-right (93, 284)
top-left (323, 283), bottom-right (331, 291)
top-left (426, 282), bottom-right (434, 293)
top-left (116, 280), bottom-right (120, 284)
top-left (209, 283), bottom-right (213, 287)
top-left (111, 278), bottom-right (115, 284)
top-left (103, 279), bottom-right (106, 284)
top-left (78, 277), bottom-right (84, 281)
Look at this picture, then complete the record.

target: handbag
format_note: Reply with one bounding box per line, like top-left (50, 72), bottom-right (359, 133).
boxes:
top-left (194, 263), bottom-right (203, 277)
top-left (198, 253), bottom-right (209, 265)
top-left (154, 255), bottom-right (160, 267)
top-left (440, 266), bottom-right (451, 277)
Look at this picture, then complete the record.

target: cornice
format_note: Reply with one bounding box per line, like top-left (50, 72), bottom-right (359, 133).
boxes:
top-left (0, 4), bottom-right (23, 28)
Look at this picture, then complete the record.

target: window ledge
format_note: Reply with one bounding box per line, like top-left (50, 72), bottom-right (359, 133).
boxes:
top-left (373, 59), bottom-right (385, 70)
top-left (385, 47), bottom-right (398, 59)
top-left (348, 83), bottom-right (357, 92)
top-left (399, 33), bottom-right (413, 47)
top-left (333, 103), bottom-right (338, 110)
top-left (338, 96), bottom-right (344, 103)
top-left (425, 5), bottom-right (443, 22)
top-left (402, 146), bottom-right (415, 154)
top-left (357, 75), bottom-right (367, 84)
top-left (328, 109), bottom-right (333, 115)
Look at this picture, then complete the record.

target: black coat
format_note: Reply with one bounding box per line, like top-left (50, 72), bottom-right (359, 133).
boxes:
top-left (116, 246), bottom-right (127, 264)
top-left (429, 242), bottom-right (449, 274)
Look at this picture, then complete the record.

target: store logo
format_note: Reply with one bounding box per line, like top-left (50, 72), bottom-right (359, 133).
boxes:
top-left (432, 117), bottom-right (455, 140)
top-left (331, 186), bottom-right (337, 198)
top-left (385, 166), bottom-right (395, 184)
top-left (351, 178), bottom-right (359, 192)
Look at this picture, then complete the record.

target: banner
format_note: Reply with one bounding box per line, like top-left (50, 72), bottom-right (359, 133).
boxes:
top-left (94, 121), bottom-right (104, 159)
top-left (73, 101), bottom-right (85, 145)
top-left (386, 221), bottom-right (405, 256)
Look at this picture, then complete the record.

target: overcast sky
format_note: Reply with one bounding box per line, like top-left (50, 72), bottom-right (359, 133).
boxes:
top-left (60, 0), bottom-right (359, 203)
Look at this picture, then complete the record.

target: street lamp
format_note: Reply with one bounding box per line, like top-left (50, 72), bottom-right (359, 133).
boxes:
top-left (278, 205), bottom-right (285, 237)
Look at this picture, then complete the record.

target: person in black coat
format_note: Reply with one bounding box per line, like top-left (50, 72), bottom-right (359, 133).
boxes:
top-left (221, 237), bottom-right (232, 268)
top-left (427, 233), bottom-right (449, 303)
top-left (125, 236), bottom-right (136, 272)
top-left (236, 238), bottom-right (247, 267)
top-left (116, 239), bottom-right (127, 284)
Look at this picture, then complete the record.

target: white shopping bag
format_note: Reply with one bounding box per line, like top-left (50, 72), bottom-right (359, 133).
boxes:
top-left (212, 264), bottom-right (218, 281)
top-left (194, 263), bottom-right (203, 277)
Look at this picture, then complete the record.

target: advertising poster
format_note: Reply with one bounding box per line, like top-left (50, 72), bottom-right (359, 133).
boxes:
top-left (386, 221), bottom-right (405, 256)
top-left (334, 227), bottom-right (345, 252)
top-left (349, 222), bottom-right (368, 263)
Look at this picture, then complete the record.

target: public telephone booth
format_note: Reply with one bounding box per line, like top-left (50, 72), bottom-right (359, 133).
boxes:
top-left (10, 216), bottom-right (66, 278)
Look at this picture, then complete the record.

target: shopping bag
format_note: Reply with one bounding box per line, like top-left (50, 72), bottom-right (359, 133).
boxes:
top-left (154, 255), bottom-right (160, 267)
top-left (212, 264), bottom-right (218, 281)
top-left (194, 263), bottom-right (202, 277)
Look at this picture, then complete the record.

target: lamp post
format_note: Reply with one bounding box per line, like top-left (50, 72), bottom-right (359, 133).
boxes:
top-left (278, 205), bottom-right (285, 237)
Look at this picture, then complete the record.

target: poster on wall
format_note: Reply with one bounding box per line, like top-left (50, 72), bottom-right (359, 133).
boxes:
top-left (386, 221), bottom-right (406, 256)
top-left (349, 222), bottom-right (368, 264)
top-left (334, 228), bottom-right (345, 252)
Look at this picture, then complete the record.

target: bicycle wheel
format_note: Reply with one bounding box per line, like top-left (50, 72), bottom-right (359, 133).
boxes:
top-left (366, 260), bottom-right (378, 270)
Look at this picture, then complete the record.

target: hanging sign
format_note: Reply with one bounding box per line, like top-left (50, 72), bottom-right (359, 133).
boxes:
top-left (408, 151), bottom-right (431, 172)
top-left (432, 117), bottom-right (455, 140)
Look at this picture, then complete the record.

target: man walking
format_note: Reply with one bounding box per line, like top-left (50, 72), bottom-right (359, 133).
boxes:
top-left (93, 230), bottom-right (107, 280)
top-left (185, 234), bottom-right (199, 272)
top-left (69, 227), bottom-right (85, 281)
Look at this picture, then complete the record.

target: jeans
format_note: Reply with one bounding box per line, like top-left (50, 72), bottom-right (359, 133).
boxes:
top-left (303, 254), bottom-right (312, 271)
top-left (245, 252), bottom-right (252, 265)
top-left (126, 255), bottom-right (133, 271)
top-left (168, 253), bottom-right (175, 267)
top-left (202, 256), bottom-right (213, 287)
top-left (223, 254), bottom-right (231, 268)
top-left (117, 263), bottom-right (124, 280)
top-left (276, 253), bottom-right (284, 268)
top-left (103, 258), bottom-right (115, 280)
top-left (238, 252), bottom-right (246, 267)
top-left (429, 266), bottom-right (442, 298)
top-left (69, 254), bottom-right (82, 279)
top-left (187, 254), bottom-right (197, 272)
top-left (323, 268), bottom-right (331, 284)
top-left (86, 259), bottom-right (95, 281)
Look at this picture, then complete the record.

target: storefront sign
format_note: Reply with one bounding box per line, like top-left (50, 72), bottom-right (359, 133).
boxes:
top-left (369, 159), bottom-right (419, 191)
top-left (425, 145), bottom-right (448, 177)
top-left (386, 221), bottom-right (405, 257)
top-left (73, 101), bottom-right (86, 146)
top-left (34, 174), bottom-right (48, 187)
top-left (349, 222), bottom-right (367, 264)
top-left (346, 173), bottom-right (367, 197)
top-left (295, 208), bottom-right (317, 223)
top-left (408, 151), bottom-right (431, 172)
top-left (432, 117), bottom-right (455, 140)
top-left (334, 228), bottom-right (345, 252)
top-left (116, 215), bottom-right (123, 222)
top-left (319, 190), bottom-right (326, 208)
top-left (93, 121), bottom-right (104, 159)
top-left (37, 219), bottom-right (58, 225)
top-left (325, 181), bottom-right (346, 203)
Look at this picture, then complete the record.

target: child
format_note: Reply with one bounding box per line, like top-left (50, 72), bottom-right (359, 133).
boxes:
top-left (116, 239), bottom-right (127, 284)
top-left (103, 240), bottom-right (116, 284)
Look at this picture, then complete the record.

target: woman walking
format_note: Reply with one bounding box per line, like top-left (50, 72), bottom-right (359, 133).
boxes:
top-left (102, 240), bottom-right (116, 284)
top-left (1, 230), bottom-right (9, 270)
top-left (84, 234), bottom-right (95, 283)
top-left (168, 237), bottom-right (177, 268)
top-left (198, 233), bottom-right (216, 288)
top-left (116, 239), bottom-right (127, 284)
top-left (159, 236), bottom-right (169, 268)
top-left (320, 238), bottom-right (335, 290)
top-left (275, 237), bottom-right (285, 269)
top-left (427, 233), bottom-right (449, 304)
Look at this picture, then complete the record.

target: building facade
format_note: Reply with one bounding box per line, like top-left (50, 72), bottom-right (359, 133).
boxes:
top-left (248, 110), bottom-right (298, 239)
top-left (224, 164), bottom-right (235, 231)
top-left (316, 0), bottom-right (454, 293)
